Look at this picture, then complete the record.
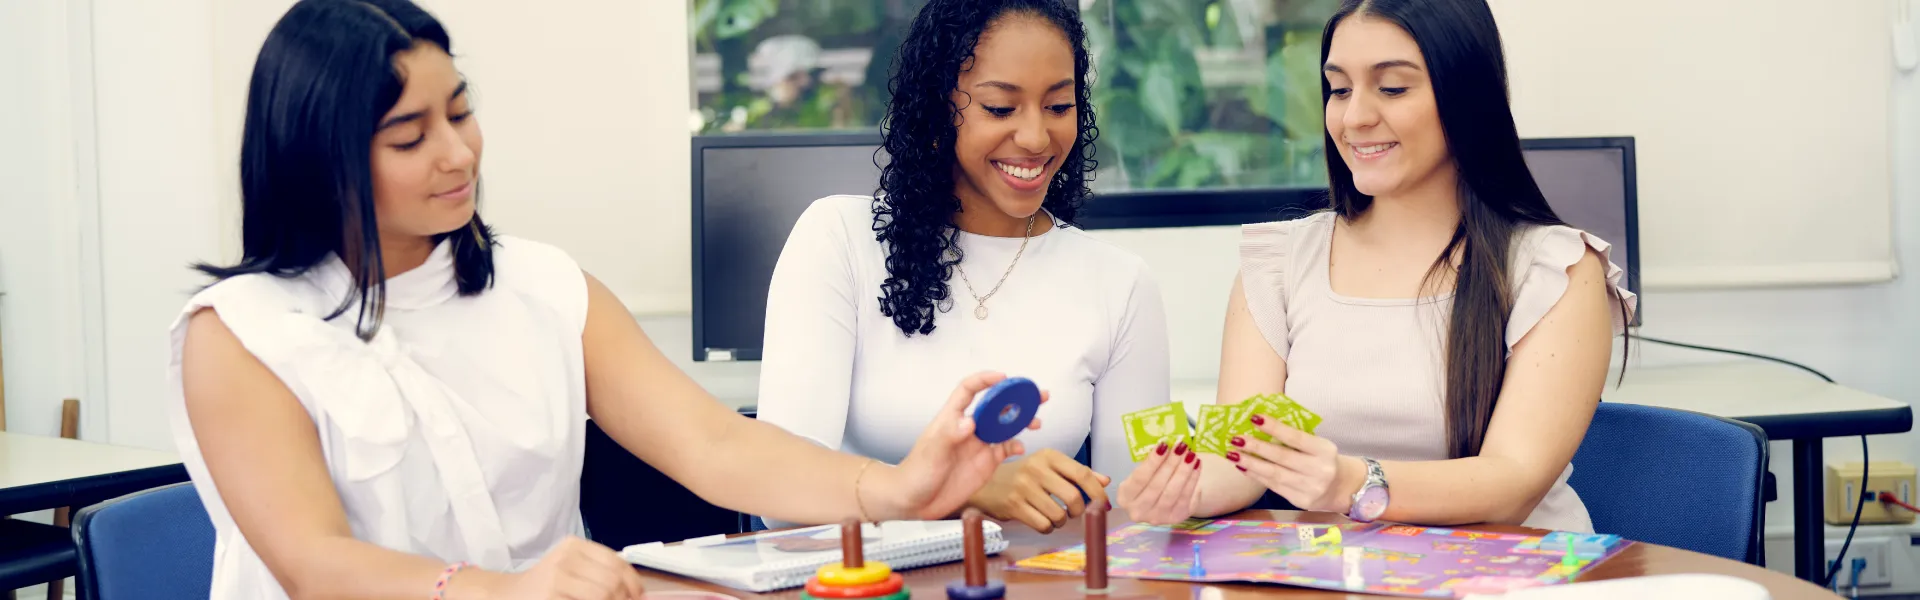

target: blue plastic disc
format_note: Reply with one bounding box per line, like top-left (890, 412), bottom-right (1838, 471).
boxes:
top-left (971, 377), bottom-right (1039, 443)
top-left (945, 580), bottom-right (1005, 599)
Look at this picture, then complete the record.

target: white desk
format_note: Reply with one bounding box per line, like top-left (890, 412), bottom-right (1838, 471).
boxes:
top-left (0, 432), bottom-right (185, 515)
top-left (1172, 361), bottom-right (1914, 583)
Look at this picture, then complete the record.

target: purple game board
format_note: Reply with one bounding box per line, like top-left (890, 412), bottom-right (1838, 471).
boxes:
top-left (1009, 519), bottom-right (1631, 598)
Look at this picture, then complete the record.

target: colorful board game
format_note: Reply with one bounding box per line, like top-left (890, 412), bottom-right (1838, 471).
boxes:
top-left (1009, 519), bottom-right (1631, 598)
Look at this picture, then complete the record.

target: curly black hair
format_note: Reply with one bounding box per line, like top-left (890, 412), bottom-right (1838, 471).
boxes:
top-left (872, 0), bottom-right (1099, 337)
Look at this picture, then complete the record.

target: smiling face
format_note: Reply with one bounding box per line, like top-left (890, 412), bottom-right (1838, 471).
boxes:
top-left (370, 41), bottom-right (482, 243)
top-left (1323, 14), bottom-right (1451, 199)
top-left (948, 13), bottom-right (1078, 234)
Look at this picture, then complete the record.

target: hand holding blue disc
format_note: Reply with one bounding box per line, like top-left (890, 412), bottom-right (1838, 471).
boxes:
top-left (971, 377), bottom-right (1040, 443)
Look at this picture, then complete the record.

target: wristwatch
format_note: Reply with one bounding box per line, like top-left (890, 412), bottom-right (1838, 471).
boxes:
top-left (1346, 457), bottom-right (1390, 522)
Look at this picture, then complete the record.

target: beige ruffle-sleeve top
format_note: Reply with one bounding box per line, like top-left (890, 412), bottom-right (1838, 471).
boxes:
top-left (1238, 211), bottom-right (1636, 532)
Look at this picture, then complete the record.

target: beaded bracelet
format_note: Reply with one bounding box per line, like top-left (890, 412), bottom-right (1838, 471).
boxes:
top-left (431, 561), bottom-right (473, 600)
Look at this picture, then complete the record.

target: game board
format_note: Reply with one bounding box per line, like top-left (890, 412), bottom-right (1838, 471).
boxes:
top-left (1009, 519), bottom-right (1631, 598)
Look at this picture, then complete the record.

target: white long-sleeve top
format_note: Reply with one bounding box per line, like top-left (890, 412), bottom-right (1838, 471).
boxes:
top-left (755, 196), bottom-right (1170, 526)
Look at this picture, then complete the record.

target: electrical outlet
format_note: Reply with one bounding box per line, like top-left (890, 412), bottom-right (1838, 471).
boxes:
top-left (1825, 537), bottom-right (1891, 588)
top-left (1826, 461), bottom-right (1918, 525)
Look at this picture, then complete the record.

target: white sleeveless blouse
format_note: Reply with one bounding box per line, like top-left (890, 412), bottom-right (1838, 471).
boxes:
top-left (164, 236), bottom-right (591, 599)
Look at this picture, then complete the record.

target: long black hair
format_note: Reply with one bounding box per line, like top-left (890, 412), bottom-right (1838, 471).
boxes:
top-left (1320, 0), bottom-right (1627, 458)
top-left (872, 0), bottom-right (1098, 336)
top-left (196, 0), bottom-right (495, 340)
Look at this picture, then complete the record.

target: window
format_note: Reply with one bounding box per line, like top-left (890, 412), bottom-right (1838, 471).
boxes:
top-left (690, 0), bottom-right (1339, 192)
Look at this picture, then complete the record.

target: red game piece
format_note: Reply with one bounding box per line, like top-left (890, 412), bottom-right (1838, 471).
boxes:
top-left (1083, 503), bottom-right (1109, 595)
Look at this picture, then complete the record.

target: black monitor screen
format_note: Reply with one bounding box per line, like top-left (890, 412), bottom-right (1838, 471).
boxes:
top-left (694, 141), bottom-right (884, 361)
top-left (691, 136), bottom-right (1637, 361)
top-left (1522, 145), bottom-right (1637, 294)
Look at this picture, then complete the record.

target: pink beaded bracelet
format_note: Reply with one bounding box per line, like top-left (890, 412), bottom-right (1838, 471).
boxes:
top-left (431, 561), bottom-right (473, 600)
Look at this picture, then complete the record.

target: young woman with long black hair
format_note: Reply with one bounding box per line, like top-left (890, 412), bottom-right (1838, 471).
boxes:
top-left (1117, 0), bottom-right (1635, 533)
top-left (168, 2), bottom-right (1035, 598)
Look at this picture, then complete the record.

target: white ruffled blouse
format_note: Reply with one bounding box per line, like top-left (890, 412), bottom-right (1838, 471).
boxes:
top-left (164, 236), bottom-right (591, 599)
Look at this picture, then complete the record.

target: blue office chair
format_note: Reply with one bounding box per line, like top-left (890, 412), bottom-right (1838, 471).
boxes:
top-left (70, 482), bottom-right (214, 600)
top-left (1569, 402), bottom-right (1768, 565)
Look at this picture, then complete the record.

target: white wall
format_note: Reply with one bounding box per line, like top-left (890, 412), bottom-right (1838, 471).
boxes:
top-left (2, 0), bottom-right (695, 448)
top-left (0, 0), bottom-right (97, 438)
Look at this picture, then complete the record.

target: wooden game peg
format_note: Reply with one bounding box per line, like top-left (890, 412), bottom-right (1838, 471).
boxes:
top-left (843, 520), bottom-right (865, 569)
top-left (1082, 503), bottom-right (1109, 595)
top-left (947, 508), bottom-right (1005, 600)
top-left (818, 520), bottom-right (891, 586)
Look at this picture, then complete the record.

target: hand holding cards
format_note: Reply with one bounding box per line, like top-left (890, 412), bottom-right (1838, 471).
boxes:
top-left (1121, 394), bottom-right (1322, 461)
top-left (1119, 403), bottom-right (1190, 461)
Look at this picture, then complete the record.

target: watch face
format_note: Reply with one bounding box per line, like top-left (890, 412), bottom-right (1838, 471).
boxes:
top-left (1356, 486), bottom-right (1389, 520)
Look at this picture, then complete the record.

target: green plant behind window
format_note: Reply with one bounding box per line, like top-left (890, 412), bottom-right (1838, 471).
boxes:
top-left (688, 0), bottom-right (1337, 192)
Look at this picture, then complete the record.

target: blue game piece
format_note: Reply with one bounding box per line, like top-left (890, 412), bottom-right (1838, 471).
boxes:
top-left (1190, 544), bottom-right (1206, 578)
top-left (971, 377), bottom-right (1040, 443)
top-left (945, 580), bottom-right (1005, 599)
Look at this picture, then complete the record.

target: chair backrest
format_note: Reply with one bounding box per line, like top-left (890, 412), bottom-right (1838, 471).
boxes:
top-left (1569, 402), bottom-right (1768, 564)
top-left (71, 482), bottom-right (214, 600)
top-left (581, 419), bottom-right (746, 547)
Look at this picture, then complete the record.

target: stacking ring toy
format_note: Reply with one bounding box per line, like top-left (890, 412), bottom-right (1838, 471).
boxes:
top-left (804, 573), bottom-right (903, 598)
top-left (815, 561), bottom-right (892, 586)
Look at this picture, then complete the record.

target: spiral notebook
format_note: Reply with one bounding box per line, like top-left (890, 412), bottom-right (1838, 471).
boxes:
top-left (621, 520), bottom-right (1006, 593)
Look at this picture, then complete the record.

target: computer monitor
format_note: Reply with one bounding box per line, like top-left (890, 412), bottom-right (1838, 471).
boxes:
top-left (692, 132), bottom-right (885, 361)
top-left (1521, 137), bottom-right (1641, 316)
top-left (691, 133), bottom-right (1639, 361)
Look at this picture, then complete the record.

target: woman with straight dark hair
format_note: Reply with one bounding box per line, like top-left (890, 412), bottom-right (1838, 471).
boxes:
top-left (1116, 0), bottom-right (1635, 533)
top-left (168, 1), bottom-right (1035, 598)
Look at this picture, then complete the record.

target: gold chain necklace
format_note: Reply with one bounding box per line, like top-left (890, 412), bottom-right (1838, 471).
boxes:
top-left (955, 214), bottom-right (1036, 320)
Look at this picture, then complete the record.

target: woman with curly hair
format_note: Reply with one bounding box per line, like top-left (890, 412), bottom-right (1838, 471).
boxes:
top-left (755, 0), bottom-right (1171, 534)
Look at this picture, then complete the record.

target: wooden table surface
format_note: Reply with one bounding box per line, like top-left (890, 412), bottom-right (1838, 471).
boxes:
top-left (629, 510), bottom-right (1838, 599)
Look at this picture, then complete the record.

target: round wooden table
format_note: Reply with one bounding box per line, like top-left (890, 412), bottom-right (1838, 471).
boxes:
top-left (630, 510), bottom-right (1839, 599)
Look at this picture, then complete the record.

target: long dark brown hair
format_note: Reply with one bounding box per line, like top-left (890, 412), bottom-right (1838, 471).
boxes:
top-left (196, 0), bottom-right (496, 341)
top-left (1319, 0), bottom-right (1629, 458)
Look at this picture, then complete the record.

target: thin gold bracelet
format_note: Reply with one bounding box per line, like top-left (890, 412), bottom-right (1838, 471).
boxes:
top-left (853, 458), bottom-right (876, 523)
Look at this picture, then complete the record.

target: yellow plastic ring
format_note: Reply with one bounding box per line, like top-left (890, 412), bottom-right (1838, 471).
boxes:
top-left (814, 561), bottom-right (892, 586)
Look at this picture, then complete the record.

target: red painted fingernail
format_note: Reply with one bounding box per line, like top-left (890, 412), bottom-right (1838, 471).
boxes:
top-left (1250, 414), bottom-right (1265, 425)
top-left (1230, 437), bottom-right (1246, 447)
top-left (1174, 442), bottom-right (1188, 456)
top-left (1226, 451), bottom-right (1241, 462)
top-left (1184, 451), bottom-right (1195, 463)
top-left (1235, 465), bottom-right (1248, 472)
top-left (1192, 456), bottom-right (1201, 469)
top-left (1156, 442), bottom-right (1168, 456)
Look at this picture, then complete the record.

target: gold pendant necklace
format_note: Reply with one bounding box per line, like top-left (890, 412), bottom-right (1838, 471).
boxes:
top-left (955, 215), bottom-right (1036, 320)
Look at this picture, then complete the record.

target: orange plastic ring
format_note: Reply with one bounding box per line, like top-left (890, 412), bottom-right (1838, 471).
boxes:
top-left (805, 572), bottom-right (904, 598)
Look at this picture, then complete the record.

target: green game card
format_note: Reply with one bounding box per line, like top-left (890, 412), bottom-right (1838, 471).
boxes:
top-left (1193, 404), bottom-right (1234, 455)
top-left (1236, 394), bottom-right (1288, 445)
top-left (1272, 395), bottom-right (1323, 435)
top-left (1120, 403), bottom-right (1189, 461)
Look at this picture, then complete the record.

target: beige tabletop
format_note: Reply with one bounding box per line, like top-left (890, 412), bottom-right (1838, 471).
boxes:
top-left (0, 431), bottom-right (184, 515)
